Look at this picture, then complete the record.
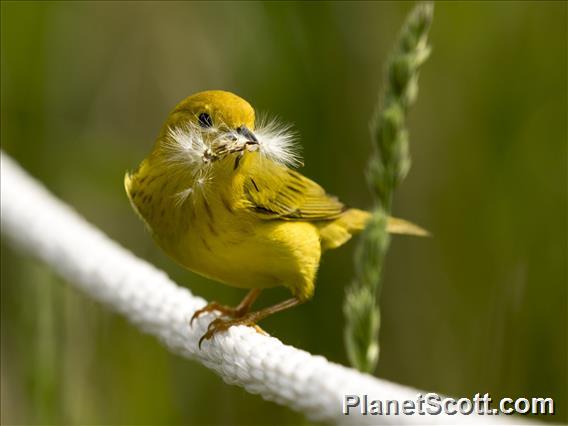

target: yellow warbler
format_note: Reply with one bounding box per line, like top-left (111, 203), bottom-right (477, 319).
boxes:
top-left (125, 90), bottom-right (426, 345)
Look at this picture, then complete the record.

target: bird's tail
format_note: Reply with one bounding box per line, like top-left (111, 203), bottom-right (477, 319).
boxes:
top-left (319, 208), bottom-right (429, 251)
top-left (386, 215), bottom-right (430, 237)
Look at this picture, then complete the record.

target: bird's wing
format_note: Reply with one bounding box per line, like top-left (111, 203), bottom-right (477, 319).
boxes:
top-left (242, 163), bottom-right (346, 221)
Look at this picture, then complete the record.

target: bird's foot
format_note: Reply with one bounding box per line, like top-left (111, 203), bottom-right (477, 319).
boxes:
top-left (190, 301), bottom-right (247, 326)
top-left (198, 314), bottom-right (267, 348)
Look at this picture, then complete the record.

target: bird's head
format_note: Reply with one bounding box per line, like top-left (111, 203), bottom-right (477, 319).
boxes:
top-left (155, 90), bottom-right (300, 173)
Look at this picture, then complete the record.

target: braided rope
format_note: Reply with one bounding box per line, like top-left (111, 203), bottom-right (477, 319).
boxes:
top-left (1, 152), bottom-right (512, 424)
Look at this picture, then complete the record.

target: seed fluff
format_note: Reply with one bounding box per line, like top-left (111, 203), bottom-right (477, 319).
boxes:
top-left (163, 115), bottom-right (302, 172)
top-left (255, 114), bottom-right (303, 168)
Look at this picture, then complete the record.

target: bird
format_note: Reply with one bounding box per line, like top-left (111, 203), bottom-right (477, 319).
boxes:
top-left (124, 90), bottom-right (426, 346)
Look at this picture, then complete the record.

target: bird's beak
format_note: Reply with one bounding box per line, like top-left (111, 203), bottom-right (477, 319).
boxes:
top-left (237, 126), bottom-right (258, 144)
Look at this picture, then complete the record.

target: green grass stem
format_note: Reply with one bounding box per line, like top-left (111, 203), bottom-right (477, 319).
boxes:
top-left (344, 2), bottom-right (433, 373)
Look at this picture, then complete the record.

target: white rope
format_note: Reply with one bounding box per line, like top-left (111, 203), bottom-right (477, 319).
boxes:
top-left (1, 152), bottom-right (512, 425)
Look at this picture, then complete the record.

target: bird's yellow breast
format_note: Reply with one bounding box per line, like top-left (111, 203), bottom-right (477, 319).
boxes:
top-left (125, 153), bottom-right (321, 301)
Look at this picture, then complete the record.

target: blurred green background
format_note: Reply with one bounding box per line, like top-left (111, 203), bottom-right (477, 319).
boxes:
top-left (1, 1), bottom-right (566, 424)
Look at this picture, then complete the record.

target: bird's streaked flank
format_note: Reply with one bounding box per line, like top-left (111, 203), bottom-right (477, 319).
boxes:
top-left (125, 90), bottom-right (427, 346)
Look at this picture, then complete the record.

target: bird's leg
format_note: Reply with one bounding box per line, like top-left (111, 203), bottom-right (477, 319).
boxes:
top-left (198, 297), bottom-right (302, 348)
top-left (190, 288), bottom-right (262, 326)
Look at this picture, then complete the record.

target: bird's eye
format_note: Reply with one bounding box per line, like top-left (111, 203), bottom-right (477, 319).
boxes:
top-left (198, 112), bottom-right (213, 128)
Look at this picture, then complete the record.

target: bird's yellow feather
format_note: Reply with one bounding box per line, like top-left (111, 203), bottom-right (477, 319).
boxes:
top-left (125, 90), bottom-right (426, 303)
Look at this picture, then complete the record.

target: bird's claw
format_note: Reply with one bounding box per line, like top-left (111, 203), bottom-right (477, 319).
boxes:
top-left (190, 301), bottom-right (241, 326)
top-left (206, 318), bottom-right (225, 331)
top-left (198, 315), bottom-right (267, 349)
